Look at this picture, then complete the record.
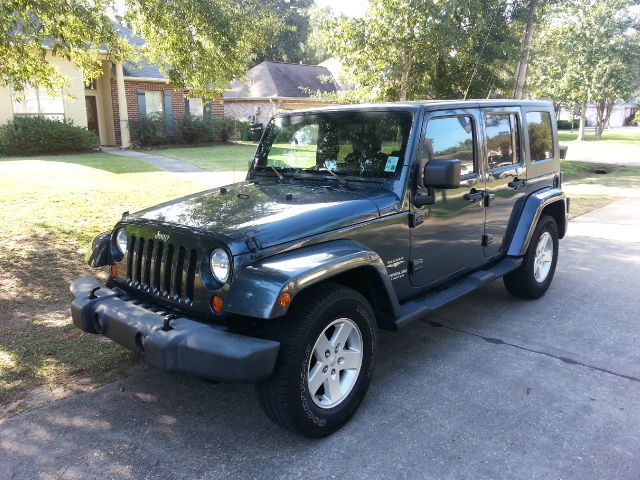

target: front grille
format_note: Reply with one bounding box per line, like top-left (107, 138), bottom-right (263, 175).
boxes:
top-left (126, 235), bottom-right (198, 305)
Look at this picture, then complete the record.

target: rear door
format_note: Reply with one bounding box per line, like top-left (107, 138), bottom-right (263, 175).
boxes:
top-left (481, 108), bottom-right (527, 257)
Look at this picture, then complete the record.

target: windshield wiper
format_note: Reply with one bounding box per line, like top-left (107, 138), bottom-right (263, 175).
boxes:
top-left (303, 167), bottom-right (347, 186)
top-left (270, 166), bottom-right (284, 182)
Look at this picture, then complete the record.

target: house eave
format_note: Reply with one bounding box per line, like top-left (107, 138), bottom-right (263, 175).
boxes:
top-left (223, 96), bottom-right (331, 102)
top-left (123, 76), bottom-right (170, 84)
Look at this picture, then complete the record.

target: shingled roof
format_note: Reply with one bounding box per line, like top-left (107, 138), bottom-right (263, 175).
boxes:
top-left (224, 61), bottom-right (339, 99)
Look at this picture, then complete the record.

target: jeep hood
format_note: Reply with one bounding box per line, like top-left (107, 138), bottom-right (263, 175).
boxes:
top-left (127, 181), bottom-right (398, 254)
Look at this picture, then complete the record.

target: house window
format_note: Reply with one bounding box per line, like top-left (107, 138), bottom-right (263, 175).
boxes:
top-left (527, 111), bottom-right (554, 161)
top-left (188, 98), bottom-right (203, 117)
top-left (12, 87), bottom-right (65, 121)
top-left (144, 91), bottom-right (164, 115)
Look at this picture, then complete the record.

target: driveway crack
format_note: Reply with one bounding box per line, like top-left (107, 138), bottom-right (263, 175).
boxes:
top-left (425, 320), bottom-right (640, 384)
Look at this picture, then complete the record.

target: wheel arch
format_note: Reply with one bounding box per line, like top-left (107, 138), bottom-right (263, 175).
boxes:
top-left (507, 188), bottom-right (568, 257)
top-left (224, 240), bottom-right (400, 321)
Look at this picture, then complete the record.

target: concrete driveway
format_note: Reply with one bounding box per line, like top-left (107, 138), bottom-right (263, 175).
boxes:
top-left (2, 200), bottom-right (640, 480)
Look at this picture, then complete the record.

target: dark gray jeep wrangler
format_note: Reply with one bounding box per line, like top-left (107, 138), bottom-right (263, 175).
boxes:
top-left (71, 100), bottom-right (569, 437)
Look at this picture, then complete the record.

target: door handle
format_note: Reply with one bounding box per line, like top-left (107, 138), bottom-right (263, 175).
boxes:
top-left (463, 188), bottom-right (485, 203)
top-left (508, 177), bottom-right (526, 190)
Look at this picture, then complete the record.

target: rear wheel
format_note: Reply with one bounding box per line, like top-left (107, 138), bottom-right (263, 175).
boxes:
top-left (256, 284), bottom-right (377, 437)
top-left (504, 215), bottom-right (559, 299)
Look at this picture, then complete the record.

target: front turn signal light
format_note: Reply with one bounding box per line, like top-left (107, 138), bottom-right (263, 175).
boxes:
top-left (278, 292), bottom-right (292, 308)
top-left (211, 295), bottom-right (223, 314)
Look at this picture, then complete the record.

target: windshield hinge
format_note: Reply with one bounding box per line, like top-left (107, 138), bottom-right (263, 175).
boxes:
top-left (246, 235), bottom-right (262, 253)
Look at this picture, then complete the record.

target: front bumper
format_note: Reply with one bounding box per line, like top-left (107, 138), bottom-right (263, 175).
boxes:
top-left (70, 276), bottom-right (280, 382)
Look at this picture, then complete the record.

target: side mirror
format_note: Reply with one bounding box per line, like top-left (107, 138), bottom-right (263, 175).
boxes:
top-left (414, 159), bottom-right (462, 207)
top-left (424, 159), bottom-right (461, 189)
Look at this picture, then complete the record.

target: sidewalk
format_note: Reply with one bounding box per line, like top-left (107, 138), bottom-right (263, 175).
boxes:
top-left (101, 147), bottom-right (206, 173)
top-left (569, 197), bottom-right (640, 243)
top-left (102, 147), bottom-right (247, 187)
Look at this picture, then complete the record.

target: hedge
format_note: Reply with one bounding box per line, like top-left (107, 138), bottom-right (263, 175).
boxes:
top-left (129, 114), bottom-right (247, 146)
top-left (0, 116), bottom-right (100, 156)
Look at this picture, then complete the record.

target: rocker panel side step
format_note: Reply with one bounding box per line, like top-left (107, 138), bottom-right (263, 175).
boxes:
top-left (393, 257), bottom-right (523, 330)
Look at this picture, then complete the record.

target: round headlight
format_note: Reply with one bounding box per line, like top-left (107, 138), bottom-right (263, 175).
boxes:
top-left (210, 248), bottom-right (230, 283)
top-left (115, 228), bottom-right (127, 255)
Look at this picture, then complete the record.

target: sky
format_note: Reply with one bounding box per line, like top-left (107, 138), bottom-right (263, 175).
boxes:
top-left (315, 0), bottom-right (368, 17)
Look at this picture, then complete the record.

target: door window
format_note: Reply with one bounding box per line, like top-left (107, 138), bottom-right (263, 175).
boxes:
top-left (424, 116), bottom-right (475, 176)
top-left (526, 111), bottom-right (554, 161)
top-left (485, 113), bottom-right (520, 169)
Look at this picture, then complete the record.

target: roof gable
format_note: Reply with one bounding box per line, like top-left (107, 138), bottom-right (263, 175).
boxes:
top-left (225, 61), bottom-right (339, 99)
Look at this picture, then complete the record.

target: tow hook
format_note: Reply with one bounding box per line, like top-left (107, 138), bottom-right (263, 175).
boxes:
top-left (89, 286), bottom-right (100, 299)
top-left (162, 313), bottom-right (178, 332)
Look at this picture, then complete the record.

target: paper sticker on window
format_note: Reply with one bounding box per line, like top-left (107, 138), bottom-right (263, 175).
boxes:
top-left (384, 156), bottom-right (399, 172)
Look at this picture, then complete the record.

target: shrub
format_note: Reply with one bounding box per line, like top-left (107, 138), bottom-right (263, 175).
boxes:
top-left (129, 112), bottom-right (168, 146)
top-left (557, 119), bottom-right (580, 130)
top-left (631, 111), bottom-right (640, 126)
top-left (0, 116), bottom-right (99, 156)
top-left (175, 115), bottom-right (210, 143)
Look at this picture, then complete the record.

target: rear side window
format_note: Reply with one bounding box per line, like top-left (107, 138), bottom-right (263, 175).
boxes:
top-left (424, 116), bottom-right (475, 176)
top-left (526, 111), bottom-right (554, 161)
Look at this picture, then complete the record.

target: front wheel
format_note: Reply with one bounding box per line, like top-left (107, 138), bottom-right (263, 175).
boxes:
top-left (256, 284), bottom-right (377, 437)
top-left (504, 214), bottom-right (559, 299)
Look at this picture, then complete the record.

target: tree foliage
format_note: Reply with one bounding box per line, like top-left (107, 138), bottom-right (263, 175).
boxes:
top-left (0, 0), bottom-right (131, 96)
top-left (326, 0), bottom-right (523, 102)
top-left (528, 0), bottom-right (640, 138)
top-left (253, 0), bottom-right (314, 64)
top-left (125, 0), bottom-right (279, 97)
top-left (2, 0), bottom-right (280, 99)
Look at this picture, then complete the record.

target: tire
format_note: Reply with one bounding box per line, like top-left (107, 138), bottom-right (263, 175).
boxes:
top-left (504, 214), bottom-right (559, 299)
top-left (255, 284), bottom-right (377, 437)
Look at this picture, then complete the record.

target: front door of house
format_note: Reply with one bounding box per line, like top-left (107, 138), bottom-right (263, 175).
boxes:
top-left (85, 96), bottom-right (99, 138)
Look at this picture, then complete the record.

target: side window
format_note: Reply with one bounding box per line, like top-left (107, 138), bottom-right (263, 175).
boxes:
top-left (145, 91), bottom-right (164, 115)
top-left (526, 111), bottom-right (554, 161)
top-left (485, 113), bottom-right (520, 169)
top-left (424, 116), bottom-right (475, 176)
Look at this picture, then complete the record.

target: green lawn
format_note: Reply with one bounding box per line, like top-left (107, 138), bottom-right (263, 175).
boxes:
top-left (558, 130), bottom-right (640, 144)
top-left (0, 152), bottom-right (202, 415)
top-left (561, 160), bottom-right (640, 218)
top-left (153, 142), bottom-right (257, 172)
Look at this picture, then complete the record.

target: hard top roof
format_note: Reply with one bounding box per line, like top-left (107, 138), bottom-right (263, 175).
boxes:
top-left (276, 99), bottom-right (553, 116)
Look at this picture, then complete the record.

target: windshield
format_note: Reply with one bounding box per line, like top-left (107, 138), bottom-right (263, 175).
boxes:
top-left (253, 111), bottom-right (413, 181)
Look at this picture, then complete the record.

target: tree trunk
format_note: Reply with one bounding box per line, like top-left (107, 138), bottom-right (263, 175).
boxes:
top-left (578, 100), bottom-right (587, 141)
top-left (399, 47), bottom-right (412, 101)
top-left (594, 99), bottom-right (615, 139)
top-left (513, 0), bottom-right (540, 99)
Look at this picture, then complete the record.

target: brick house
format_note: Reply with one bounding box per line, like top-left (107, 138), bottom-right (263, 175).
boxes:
top-left (0, 23), bottom-right (223, 147)
top-left (0, 25), bottom-right (339, 147)
top-left (224, 61), bottom-right (340, 126)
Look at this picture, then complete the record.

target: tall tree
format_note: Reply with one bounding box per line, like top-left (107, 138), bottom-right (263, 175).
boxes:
top-left (528, 0), bottom-right (640, 140)
top-left (253, 0), bottom-right (314, 64)
top-left (0, 0), bottom-right (131, 96)
top-left (328, 0), bottom-right (522, 102)
top-left (513, 0), bottom-right (541, 99)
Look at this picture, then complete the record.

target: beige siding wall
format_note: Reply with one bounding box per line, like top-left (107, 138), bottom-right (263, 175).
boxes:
top-left (0, 53), bottom-right (88, 127)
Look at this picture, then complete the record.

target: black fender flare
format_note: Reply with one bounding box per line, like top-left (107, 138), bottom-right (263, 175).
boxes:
top-left (507, 188), bottom-right (568, 257)
top-left (87, 231), bottom-right (112, 267)
top-left (224, 239), bottom-right (400, 319)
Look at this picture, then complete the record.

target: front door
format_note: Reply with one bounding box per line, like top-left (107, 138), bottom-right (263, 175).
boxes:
top-left (409, 109), bottom-right (486, 288)
top-left (85, 96), bottom-right (99, 138)
top-left (481, 108), bottom-right (527, 257)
